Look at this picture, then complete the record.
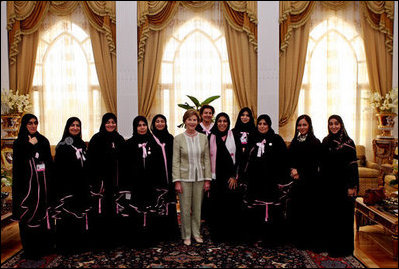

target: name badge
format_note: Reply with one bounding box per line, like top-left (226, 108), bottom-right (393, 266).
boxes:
top-left (125, 193), bottom-right (131, 200)
top-left (36, 163), bottom-right (45, 172)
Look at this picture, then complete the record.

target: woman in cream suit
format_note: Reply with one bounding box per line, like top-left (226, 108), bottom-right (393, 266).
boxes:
top-left (173, 109), bottom-right (212, 246)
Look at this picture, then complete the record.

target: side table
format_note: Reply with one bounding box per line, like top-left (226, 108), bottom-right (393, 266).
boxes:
top-left (355, 197), bottom-right (398, 260)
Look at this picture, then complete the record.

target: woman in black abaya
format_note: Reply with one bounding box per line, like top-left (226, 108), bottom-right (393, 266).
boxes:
top-left (12, 114), bottom-right (53, 258)
top-left (321, 115), bottom-right (359, 257)
top-left (287, 114), bottom-right (322, 250)
top-left (150, 114), bottom-right (179, 241)
top-left (208, 112), bottom-right (244, 242)
top-left (87, 113), bottom-right (125, 249)
top-left (243, 114), bottom-right (290, 246)
top-left (118, 116), bottom-right (165, 247)
top-left (53, 117), bottom-right (91, 253)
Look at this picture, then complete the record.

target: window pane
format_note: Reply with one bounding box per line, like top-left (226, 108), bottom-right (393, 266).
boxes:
top-left (161, 63), bottom-right (173, 84)
top-left (33, 90), bottom-right (41, 127)
top-left (71, 22), bottom-right (88, 42)
top-left (163, 37), bottom-right (179, 62)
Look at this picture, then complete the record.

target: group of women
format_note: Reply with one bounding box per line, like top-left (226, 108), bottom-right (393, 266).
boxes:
top-left (12, 106), bottom-right (358, 259)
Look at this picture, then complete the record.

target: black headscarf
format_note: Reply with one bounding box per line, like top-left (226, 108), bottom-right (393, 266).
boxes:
top-left (233, 107), bottom-right (255, 133)
top-left (254, 114), bottom-right (275, 141)
top-left (290, 114), bottom-right (317, 144)
top-left (210, 112), bottom-right (230, 137)
top-left (17, 113), bottom-right (39, 141)
top-left (325, 114), bottom-right (351, 146)
top-left (132, 116), bottom-right (152, 144)
top-left (60, 116), bottom-right (85, 148)
top-left (99, 112), bottom-right (117, 133)
top-left (150, 114), bottom-right (171, 141)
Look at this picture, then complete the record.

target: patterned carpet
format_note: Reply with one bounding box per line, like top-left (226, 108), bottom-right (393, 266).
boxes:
top-left (1, 233), bottom-right (365, 268)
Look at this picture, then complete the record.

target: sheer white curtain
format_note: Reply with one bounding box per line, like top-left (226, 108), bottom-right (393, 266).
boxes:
top-left (32, 6), bottom-right (105, 145)
top-left (154, 2), bottom-right (238, 136)
top-left (297, 1), bottom-right (374, 159)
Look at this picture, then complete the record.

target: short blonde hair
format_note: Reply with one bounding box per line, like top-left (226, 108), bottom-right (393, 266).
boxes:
top-left (183, 109), bottom-right (200, 124)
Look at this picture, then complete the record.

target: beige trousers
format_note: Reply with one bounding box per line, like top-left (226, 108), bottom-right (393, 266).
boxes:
top-left (178, 181), bottom-right (204, 240)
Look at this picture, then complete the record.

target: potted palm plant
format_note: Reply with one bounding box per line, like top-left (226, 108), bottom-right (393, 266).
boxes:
top-left (177, 95), bottom-right (220, 128)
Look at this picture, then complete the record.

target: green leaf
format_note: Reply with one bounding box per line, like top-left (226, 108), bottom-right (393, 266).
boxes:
top-left (178, 104), bottom-right (194, 110)
top-left (201, 95), bottom-right (220, 105)
top-left (187, 95), bottom-right (201, 107)
top-left (177, 123), bottom-right (185, 128)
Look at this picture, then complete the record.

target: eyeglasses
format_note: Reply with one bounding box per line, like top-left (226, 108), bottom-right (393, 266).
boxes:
top-left (27, 121), bottom-right (38, 125)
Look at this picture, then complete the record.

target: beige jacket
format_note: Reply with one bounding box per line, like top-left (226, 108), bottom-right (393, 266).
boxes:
top-left (172, 132), bottom-right (212, 182)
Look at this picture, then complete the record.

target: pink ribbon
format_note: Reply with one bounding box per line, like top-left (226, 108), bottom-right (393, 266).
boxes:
top-left (90, 181), bottom-right (104, 214)
top-left (138, 143), bottom-right (148, 168)
top-left (153, 135), bottom-right (169, 183)
top-left (19, 159), bottom-right (34, 221)
top-left (71, 145), bottom-right (86, 167)
top-left (256, 139), bottom-right (266, 157)
top-left (253, 200), bottom-right (273, 222)
top-left (30, 159), bottom-right (41, 223)
top-left (210, 134), bottom-right (217, 178)
top-left (138, 143), bottom-right (148, 159)
top-left (129, 204), bottom-right (148, 227)
top-left (46, 209), bottom-right (50, 230)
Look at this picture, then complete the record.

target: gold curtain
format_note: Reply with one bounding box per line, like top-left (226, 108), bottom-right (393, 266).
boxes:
top-left (222, 2), bottom-right (258, 118)
top-left (7, 1), bottom-right (116, 112)
top-left (360, 1), bottom-right (394, 96)
top-left (138, 1), bottom-right (258, 62)
top-left (279, 1), bottom-right (315, 127)
top-left (138, 30), bottom-right (165, 117)
top-left (278, 1), bottom-right (394, 127)
top-left (137, 1), bottom-right (258, 117)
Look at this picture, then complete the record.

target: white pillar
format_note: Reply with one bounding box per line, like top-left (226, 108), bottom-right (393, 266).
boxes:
top-left (1, 1), bottom-right (9, 91)
top-left (257, 1), bottom-right (279, 130)
top-left (116, 1), bottom-right (138, 138)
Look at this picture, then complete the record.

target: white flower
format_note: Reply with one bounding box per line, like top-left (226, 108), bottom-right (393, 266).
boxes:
top-left (1, 88), bottom-right (32, 114)
top-left (369, 88), bottom-right (398, 113)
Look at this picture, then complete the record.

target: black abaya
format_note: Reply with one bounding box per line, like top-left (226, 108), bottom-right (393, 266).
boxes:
top-left (119, 131), bottom-right (166, 246)
top-left (53, 135), bottom-right (91, 253)
top-left (87, 129), bottom-right (125, 248)
top-left (287, 134), bottom-right (322, 249)
top-left (244, 129), bottom-right (290, 244)
top-left (321, 135), bottom-right (359, 257)
top-left (12, 129), bottom-right (53, 258)
top-left (208, 132), bottom-right (244, 242)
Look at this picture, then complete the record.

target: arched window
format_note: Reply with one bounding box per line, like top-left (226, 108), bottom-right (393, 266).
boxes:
top-left (159, 5), bottom-right (237, 135)
top-left (297, 15), bottom-right (371, 148)
top-left (32, 7), bottom-right (104, 145)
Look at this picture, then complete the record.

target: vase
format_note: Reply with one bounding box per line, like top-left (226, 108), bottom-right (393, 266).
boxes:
top-left (376, 112), bottom-right (397, 139)
top-left (1, 113), bottom-right (23, 139)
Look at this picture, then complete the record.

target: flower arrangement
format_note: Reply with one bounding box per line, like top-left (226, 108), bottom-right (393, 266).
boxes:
top-left (1, 88), bottom-right (32, 115)
top-left (369, 88), bottom-right (398, 113)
